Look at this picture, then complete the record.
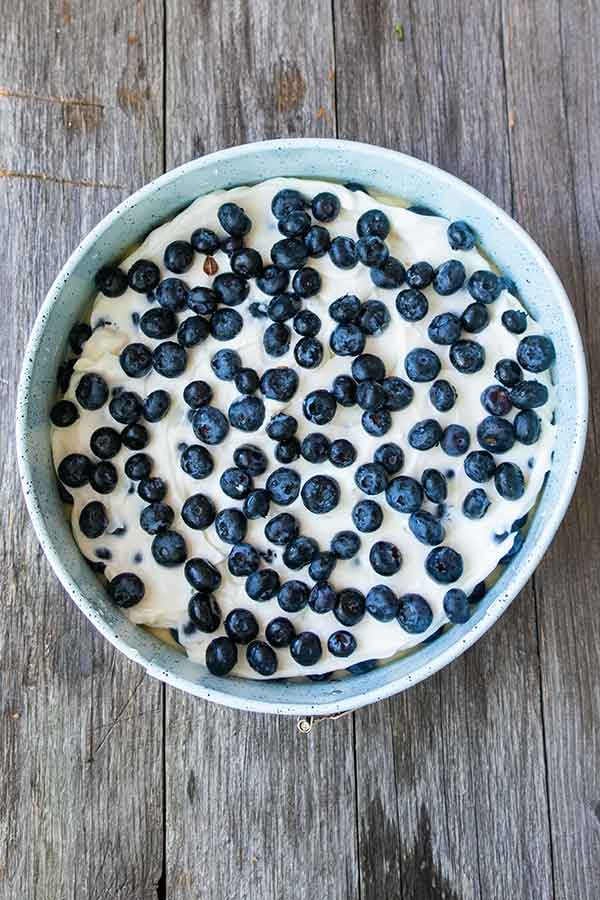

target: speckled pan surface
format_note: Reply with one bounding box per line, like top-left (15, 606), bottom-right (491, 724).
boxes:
top-left (16, 139), bottom-right (587, 716)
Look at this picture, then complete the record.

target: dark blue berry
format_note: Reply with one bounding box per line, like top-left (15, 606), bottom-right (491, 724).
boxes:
top-left (357, 209), bottom-right (390, 238)
top-left (234, 444), bottom-right (268, 476)
top-left (365, 585), bottom-right (399, 622)
top-left (356, 380), bottom-right (385, 411)
top-left (328, 631), bottom-right (356, 658)
top-left (69, 322), bottom-right (91, 355)
top-left (464, 450), bottom-right (496, 482)
top-left (272, 189), bottom-right (307, 219)
top-left (271, 238), bottom-right (308, 270)
top-left (152, 341), bottom-right (187, 378)
top-left (177, 315), bottom-right (209, 348)
top-left (293, 309), bottom-right (321, 336)
top-left (220, 467), bottom-right (253, 500)
top-left (260, 367), bottom-right (299, 401)
top-left (429, 380), bottom-right (456, 413)
top-left (357, 235), bottom-right (389, 267)
top-left (443, 589), bottom-right (470, 624)
top-left (278, 209), bottom-right (311, 238)
top-left (266, 413), bottom-right (297, 441)
top-left (180, 445), bottom-right (213, 479)
top-left (447, 220), bottom-right (476, 250)
top-left (79, 501), bottom-right (108, 538)
top-left (405, 347), bottom-right (441, 382)
top-left (153, 277), bottom-right (189, 311)
top-left (229, 396), bottom-right (266, 432)
top-left (293, 267), bottom-right (321, 299)
top-left (334, 589), bottom-right (366, 626)
top-left (329, 293), bottom-right (360, 323)
top-left (477, 416), bottom-right (515, 453)
top-left (332, 374), bottom-right (357, 407)
top-left (140, 502), bottom-right (174, 535)
top-left (124, 453), bottom-right (152, 480)
top-left (421, 468), bottom-right (447, 503)
top-left (397, 594), bottom-right (433, 633)
top-left (514, 410), bottom-right (541, 445)
top-left (249, 302), bottom-right (268, 318)
top-left (283, 536), bottom-right (319, 570)
top-left (184, 557), bottom-right (221, 592)
top-left (266, 617), bottom-right (296, 648)
top-left (275, 438), bottom-right (300, 464)
top-left (303, 389), bottom-right (337, 425)
top-left (355, 462), bottom-right (388, 495)
top-left (268, 292), bottom-right (301, 322)
top-left (206, 636), bottom-right (237, 676)
top-left (188, 594), bottom-right (220, 633)
top-left (312, 191), bottom-right (340, 222)
top-left (396, 288), bottom-right (428, 321)
top-left (90, 427), bottom-right (122, 459)
top-left (218, 202), bottom-right (251, 237)
top-left (301, 432), bottom-right (330, 463)
top-left (181, 494), bottom-right (216, 529)
top-left (428, 312), bottom-right (462, 345)
top-left (450, 339), bottom-right (485, 374)
top-left (213, 272), bottom-right (249, 306)
top-left (128, 259), bottom-right (160, 293)
top-left (408, 419), bottom-right (442, 451)
top-left (57, 359), bottom-right (75, 393)
top-left (357, 300), bottom-right (390, 335)
top-left (329, 323), bottom-right (366, 356)
top-left (433, 260), bottom-right (465, 295)
top-left (265, 512), bottom-right (299, 546)
top-left (151, 530), bottom-right (187, 567)
top-left (370, 257), bottom-right (406, 289)
top-left (215, 508), bottom-right (247, 544)
top-left (183, 380), bottom-right (212, 408)
top-left (469, 581), bottom-right (487, 602)
top-left (329, 236), bottom-right (358, 269)
top-left (76, 373), bottom-right (109, 409)
top-left (406, 260), bottom-right (434, 289)
top-left (409, 510), bottom-right (445, 545)
top-left (164, 240), bottom-right (193, 274)
top-left (369, 541), bottom-right (402, 576)
top-left (108, 572), bottom-right (145, 608)
top-left (329, 438), bottom-right (356, 468)
top-left (291, 631), bottom-right (322, 666)
top-left (211, 348), bottom-right (241, 381)
top-left (481, 384), bottom-right (512, 416)
top-left (347, 659), bottom-right (377, 675)
top-left (509, 380), bottom-right (549, 409)
top-left (191, 227), bottom-right (219, 254)
top-left (467, 270), bottom-right (502, 303)
top-left (138, 477), bottom-right (166, 502)
top-left (225, 608), bottom-right (258, 645)
top-left (463, 488), bottom-right (490, 519)
top-left (187, 286), bottom-right (218, 316)
top-left (143, 389), bottom-right (170, 423)
top-left (379, 378), bottom-right (412, 413)
top-left (247, 641), bottom-right (278, 676)
top-left (425, 546), bottom-right (463, 583)
top-left (256, 265), bottom-right (290, 295)
top-left (408, 205), bottom-right (437, 216)
top-left (58, 453), bottom-right (91, 487)
top-left (243, 488), bottom-right (270, 520)
top-left (294, 336), bottom-right (323, 368)
top-left (495, 358), bottom-right (523, 387)
top-left (309, 581), bottom-right (337, 614)
top-left (351, 353), bottom-right (384, 381)
top-left (495, 462), bottom-right (525, 499)
top-left (140, 307), bottom-right (177, 339)
top-left (304, 225), bottom-right (331, 257)
top-left (308, 552), bottom-right (336, 582)
top-left (192, 406), bottom-right (229, 444)
top-left (502, 309), bottom-right (527, 334)
top-left (51, 400), bottom-right (79, 427)
top-left (266, 468), bottom-right (301, 506)
top-left (362, 409), bottom-right (391, 436)
top-left (331, 530), bottom-right (361, 560)
top-left (386, 476), bottom-right (423, 513)
top-left (499, 530), bottom-right (525, 565)
top-left (301, 475), bottom-right (340, 514)
top-left (374, 443), bottom-right (404, 475)
top-left (246, 568), bottom-right (280, 602)
top-left (95, 265), bottom-right (128, 297)
top-left (263, 322), bottom-right (291, 356)
top-left (440, 424), bottom-right (470, 457)
top-left (230, 247), bottom-right (263, 278)
top-left (461, 302), bottom-right (489, 333)
top-left (345, 181), bottom-right (368, 192)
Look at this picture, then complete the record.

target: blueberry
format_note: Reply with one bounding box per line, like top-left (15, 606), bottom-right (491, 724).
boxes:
top-left (215, 508), bottom-right (247, 544)
top-left (330, 323), bottom-right (366, 356)
top-left (246, 568), bottom-right (281, 602)
top-left (108, 572), bottom-right (145, 608)
top-left (495, 462), bottom-right (525, 499)
top-left (502, 309), bottom-right (527, 334)
top-left (451, 339), bottom-right (486, 374)
top-left (220, 467), bottom-right (253, 500)
top-left (266, 468), bottom-right (301, 506)
top-left (329, 294), bottom-right (360, 324)
top-left (218, 202), bottom-right (251, 237)
top-left (481, 384), bottom-right (512, 416)
top-left (153, 277), bottom-right (189, 312)
top-left (128, 259), bottom-right (160, 293)
top-left (433, 260), bottom-right (465, 296)
top-left (467, 270), bottom-right (502, 303)
top-left (370, 257), bottom-right (406, 289)
top-left (79, 501), bottom-right (108, 538)
top-left (301, 475), bottom-right (340, 514)
top-left (362, 409), bottom-right (392, 436)
top-left (187, 286), bottom-right (218, 316)
top-left (332, 374), bottom-right (357, 407)
top-left (357, 209), bottom-right (390, 239)
top-left (185, 557), bottom-right (221, 592)
top-left (164, 240), bottom-right (193, 274)
top-left (139, 502), bottom-right (174, 535)
top-left (152, 341), bottom-right (187, 378)
top-left (50, 400), bottom-right (79, 429)
top-left (356, 380), bottom-right (385, 411)
top-left (294, 336), bottom-right (323, 368)
top-left (303, 389), bottom-right (337, 425)
top-left (69, 322), bottom-right (92, 355)
top-left (365, 585), bottom-right (399, 622)
top-left (303, 225), bottom-right (330, 259)
top-left (425, 546), bottom-right (463, 583)
top-left (260, 367), bottom-right (299, 402)
top-left (188, 594), bottom-right (220, 633)
top-left (293, 309), bottom-right (321, 336)
top-left (225, 608), bottom-right (259, 645)
top-left (509, 380), bottom-right (549, 409)
top-left (266, 617), bottom-right (296, 648)
top-left (464, 450), bottom-right (496, 482)
top-left (334, 589), bottom-right (366, 626)
top-left (283, 536), bottom-right (319, 570)
top-left (331, 530), bottom-right (361, 560)
top-left (514, 409), bottom-right (541, 445)
top-left (272, 189), bottom-right (306, 219)
top-left (329, 236), bottom-right (358, 269)
top-left (193, 406), bottom-right (229, 444)
top-left (345, 181), bottom-right (368, 193)
top-left (499, 530), bottom-right (525, 565)
top-left (247, 641), bottom-right (278, 676)
top-left (268, 292), bottom-right (301, 323)
top-left (396, 288), bottom-right (428, 321)
top-left (408, 419), bottom-right (442, 451)
top-left (271, 238), bottom-right (308, 270)
top-left (119, 426), bottom-right (145, 452)
top-left (138, 477), bottom-right (166, 502)
top-left (329, 438), bottom-right (356, 468)
top-left (58, 453), bottom-right (91, 487)
top-left (386, 476), bottom-right (423, 513)
top-left (180, 445), bottom-right (214, 479)
top-left (278, 579), bottom-right (309, 612)
top-left (278, 209), bottom-right (311, 238)
top-left (406, 261), bottom-right (434, 289)
top-left (143, 389), bottom-right (170, 422)
top-left (357, 300), bottom-right (390, 336)
top-left (151, 530), bottom-right (187, 567)
top-left (347, 659), bottom-right (378, 676)
top-left (495, 358), bottom-right (523, 387)
top-left (309, 581), bottom-right (337, 614)
top-left (380, 377), bottom-right (413, 413)
top-left (181, 380), bottom-right (211, 410)
top-left (233, 444), bottom-right (268, 476)
top-left (213, 272), bottom-right (249, 307)
top-left (220, 234), bottom-right (244, 257)
top-left (57, 359), bottom-right (75, 393)
top-left (206, 636), bottom-right (238, 676)
top-left (440, 424), bottom-right (470, 457)
top-left (75, 373), bottom-right (109, 410)
top-left (469, 581), bottom-right (487, 602)
top-left (374, 443), bottom-right (404, 475)
top-left (443, 589), bottom-right (470, 624)
top-left (191, 227), bottom-right (219, 255)
top-left (301, 432), bottom-right (331, 463)
top-left (477, 416), bottom-right (515, 453)
top-left (349, 354), bottom-right (382, 383)
top-left (233, 368), bottom-right (259, 397)
top-left (409, 509), bottom-right (445, 545)
top-left (369, 541), bottom-right (402, 576)
top-left (95, 265), bottom-right (128, 297)
top-left (243, 488), bottom-right (271, 520)
top-left (447, 220), bottom-right (476, 250)
top-left (429, 380), bottom-right (457, 413)
top-left (308, 552), bottom-right (336, 582)
top-left (405, 348), bottom-right (441, 382)
top-left (355, 463), bottom-right (388, 495)
top-left (329, 630), bottom-right (357, 658)
top-left (463, 488), bottom-right (490, 519)
top-left (291, 266), bottom-right (322, 300)
top-left (90, 427), bottom-right (122, 460)
top-left (250, 303), bottom-right (269, 319)
top-left (230, 247), bottom-right (263, 278)
top-left (311, 191), bottom-right (339, 222)
top-left (408, 205), bottom-right (437, 216)
top-left (397, 594), bottom-right (433, 633)
top-left (421, 468), bottom-right (447, 503)
top-left (461, 302), bottom-right (489, 333)
top-left (139, 307), bottom-right (177, 340)
top-left (428, 312), bottom-right (462, 345)
top-left (266, 413), bottom-right (298, 441)
top-left (124, 452), bottom-right (152, 480)
top-left (228, 396), bottom-right (265, 432)
top-left (177, 315), bottom-right (210, 348)
top-left (275, 438), bottom-right (300, 463)
top-left (357, 235), bottom-right (389, 267)
top-left (263, 322), bottom-right (291, 356)
top-left (256, 264), bottom-right (290, 295)
top-left (291, 631), bottom-right (322, 666)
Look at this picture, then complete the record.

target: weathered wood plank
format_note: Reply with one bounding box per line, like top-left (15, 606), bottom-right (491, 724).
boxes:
top-left (0, 2), bottom-right (164, 898)
top-left (164, 4), bottom-right (358, 900)
top-left (334, 2), bottom-right (554, 898)
top-left (503, 1), bottom-right (600, 897)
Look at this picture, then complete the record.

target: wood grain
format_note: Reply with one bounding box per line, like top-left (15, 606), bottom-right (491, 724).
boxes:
top-left (0, 3), bottom-right (164, 898)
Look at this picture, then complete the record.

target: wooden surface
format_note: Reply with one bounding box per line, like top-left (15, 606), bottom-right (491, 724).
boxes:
top-left (1, 1), bottom-right (598, 898)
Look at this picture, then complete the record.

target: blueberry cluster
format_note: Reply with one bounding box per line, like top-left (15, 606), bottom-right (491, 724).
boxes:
top-left (53, 190), bottom-right (557, 679)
